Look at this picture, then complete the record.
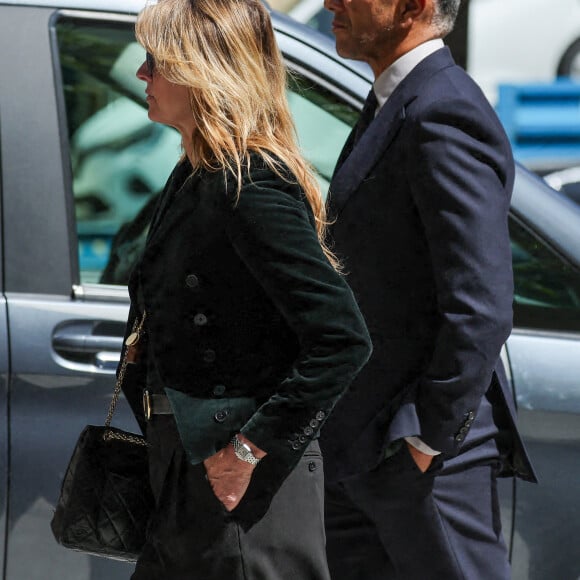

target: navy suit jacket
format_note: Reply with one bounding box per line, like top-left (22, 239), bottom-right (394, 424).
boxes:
top-left (320, 47), bottom-right (536, 483)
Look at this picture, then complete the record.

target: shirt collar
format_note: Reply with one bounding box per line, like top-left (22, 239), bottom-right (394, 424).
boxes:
top-left (373, 39), bottom-right (445, 111)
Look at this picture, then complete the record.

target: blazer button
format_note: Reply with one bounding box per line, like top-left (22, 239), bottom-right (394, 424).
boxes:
top-left (214, 410), bottom-right (228, 423)
top-left (212, 384), bottom-right (226, 397)
top-left (203, 349), bottom-right (216, 363)
top-left (185, 274), bottom-right (200, 288)
top-left (194, 313), bottom-right (208, 326)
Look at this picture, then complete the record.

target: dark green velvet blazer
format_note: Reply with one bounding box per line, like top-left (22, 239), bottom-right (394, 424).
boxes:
top-left (121, 154), bottom-right (371, 523)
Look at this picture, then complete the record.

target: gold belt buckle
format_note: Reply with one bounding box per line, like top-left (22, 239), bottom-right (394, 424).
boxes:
top-left (143, 390), bottom-right (152, 421)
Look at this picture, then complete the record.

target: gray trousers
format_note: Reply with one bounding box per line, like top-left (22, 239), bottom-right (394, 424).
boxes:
top-left (132, 415), bottom-right (330, 580)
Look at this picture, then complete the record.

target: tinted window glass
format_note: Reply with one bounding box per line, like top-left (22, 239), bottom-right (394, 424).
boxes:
top-left (56, 18), bottom-right (357, 285)
top-left (510, 216), bottom-right (580, 331)
top-left (287, 75), bottom-right (357, 198)
top-left (56, 18), bottom-right (181, 285)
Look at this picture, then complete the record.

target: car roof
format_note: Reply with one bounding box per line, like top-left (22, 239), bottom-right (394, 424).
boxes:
top-left (0, 0), bottom-right (147, 11)
top-left (1, 0), bottom-right (372, 84)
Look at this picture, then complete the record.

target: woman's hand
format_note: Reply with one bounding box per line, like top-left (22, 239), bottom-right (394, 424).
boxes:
top-left (203, 435), bottom-right (266, 511)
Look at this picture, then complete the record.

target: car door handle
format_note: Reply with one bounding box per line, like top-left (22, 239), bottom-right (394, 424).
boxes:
top-left (52, 319), bottom-right (126, 370)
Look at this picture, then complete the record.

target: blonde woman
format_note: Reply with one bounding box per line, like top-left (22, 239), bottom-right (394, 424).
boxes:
top-left (122, 0), bottom-right (372, 577)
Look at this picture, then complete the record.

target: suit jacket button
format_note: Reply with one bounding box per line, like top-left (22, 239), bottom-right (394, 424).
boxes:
top-left (185, 274), bottom-right (200, 288)
top-left (194, 313), bottom-right (208, 326)
top-left (203, 349), bottom-right (216, 363)
top-left (212, 384), bottom-right (226, 397)
top-left (308, 461), bottom-right (317, 472)
top-left (214, 410), bottom-right (228, 423)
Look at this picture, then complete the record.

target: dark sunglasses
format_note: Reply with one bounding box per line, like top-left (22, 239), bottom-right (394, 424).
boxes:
top-left (146, 52), bottom-right (155, 76)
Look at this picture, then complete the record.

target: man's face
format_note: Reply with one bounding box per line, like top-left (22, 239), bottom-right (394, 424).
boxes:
top-left (323, 0), bottom-right (400, 65)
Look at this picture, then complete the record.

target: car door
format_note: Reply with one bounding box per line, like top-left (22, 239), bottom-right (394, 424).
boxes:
top-left (0, 5), bottom-right (139, 579)
top-left (506, 171), bottom-right (580, 580)
top-left (0, 119), bottom-right (9, 580)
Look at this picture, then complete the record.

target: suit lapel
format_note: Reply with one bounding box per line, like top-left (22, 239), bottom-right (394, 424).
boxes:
top-left (328, 47), bottom-right (455, 216)
top-left (329, 103), bottom-right (406, 214)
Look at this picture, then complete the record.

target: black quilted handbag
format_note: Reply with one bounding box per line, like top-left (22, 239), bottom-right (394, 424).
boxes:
top-left (51, 313), bottom-right (154, 562)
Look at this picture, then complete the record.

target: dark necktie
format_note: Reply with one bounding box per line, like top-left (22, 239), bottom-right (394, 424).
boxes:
top-left (354, 88), bottom-right (378, 145)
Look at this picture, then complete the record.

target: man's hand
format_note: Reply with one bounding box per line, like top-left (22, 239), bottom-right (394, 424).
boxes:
top-left (203, 435), bottom-right (266, 511)
top-left (406, 441), bottom-right (433, 473)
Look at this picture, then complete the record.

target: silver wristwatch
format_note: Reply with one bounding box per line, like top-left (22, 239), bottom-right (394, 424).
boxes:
top-left (231, 435), bottom-right (260, 465)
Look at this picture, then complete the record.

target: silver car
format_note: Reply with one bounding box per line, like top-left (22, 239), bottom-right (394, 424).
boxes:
top-left (0, 1), bottom-right (579, 579)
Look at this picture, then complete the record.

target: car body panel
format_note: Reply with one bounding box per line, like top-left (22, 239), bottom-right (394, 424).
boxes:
top-left (508, 332), bottom-right (580, 580)
top-left (0, 297), bottom-right (8, 578)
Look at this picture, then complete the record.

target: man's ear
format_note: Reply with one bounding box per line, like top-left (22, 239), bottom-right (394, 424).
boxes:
top-left (399, 0), bottom-right (428, 26)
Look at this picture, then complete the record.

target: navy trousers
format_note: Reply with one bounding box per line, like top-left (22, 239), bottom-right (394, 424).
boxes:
top-left (325, 396), bottom-right (511, 580)
top-left (132, 415), bottom-right (330, 580)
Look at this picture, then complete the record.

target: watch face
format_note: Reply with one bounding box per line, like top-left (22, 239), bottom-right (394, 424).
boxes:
top-left (232, 437), bottom-right (259, 464)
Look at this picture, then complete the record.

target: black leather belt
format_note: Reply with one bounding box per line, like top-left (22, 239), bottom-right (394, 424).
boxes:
top-left (143, 390), bottom-right (173, 420)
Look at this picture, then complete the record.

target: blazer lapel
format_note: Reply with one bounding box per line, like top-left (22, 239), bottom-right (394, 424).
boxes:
top-left (328, 47), bottom-right (455, 216)
top-left (146, 163), bottom-right (201, 249)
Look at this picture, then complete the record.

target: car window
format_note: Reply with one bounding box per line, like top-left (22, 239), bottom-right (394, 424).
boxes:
top-left (510, 215), bottom-right (580, 331)
top-left (55, 17), bottom-right (357, 286)
top-left (287, 73), bottom-right (356, 196)
top-left (56, 18), bottom-right (181, 285)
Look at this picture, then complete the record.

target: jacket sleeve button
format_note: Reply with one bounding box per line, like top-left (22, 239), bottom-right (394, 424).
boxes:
top-left (194, 313), bottom-right (208, 326)
top-left (214, 410), bottom-right (229, 423)
top-left (185, 274), bottom-right (200, 288)
top-left (315, 411), bottom-right (326, 421)
top-left (203, 349), bottom-right (216, 363)
top-left (212, 384), bottom-right (226, 396)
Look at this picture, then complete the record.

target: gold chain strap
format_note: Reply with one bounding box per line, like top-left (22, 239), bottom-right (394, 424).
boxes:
top-left (103, 311), bottom-right (148, 446)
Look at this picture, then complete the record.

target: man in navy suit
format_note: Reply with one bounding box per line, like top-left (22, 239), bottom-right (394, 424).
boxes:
top-left (319, 0), bottom-right (537, 578)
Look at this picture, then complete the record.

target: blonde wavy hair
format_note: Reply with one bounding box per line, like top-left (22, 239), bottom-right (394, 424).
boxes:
top-left (135, 0), bottom-right (338, 269)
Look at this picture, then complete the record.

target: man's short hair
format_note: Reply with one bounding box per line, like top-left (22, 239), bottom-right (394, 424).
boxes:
top-left (432, 0), bottom-right (461, 37)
